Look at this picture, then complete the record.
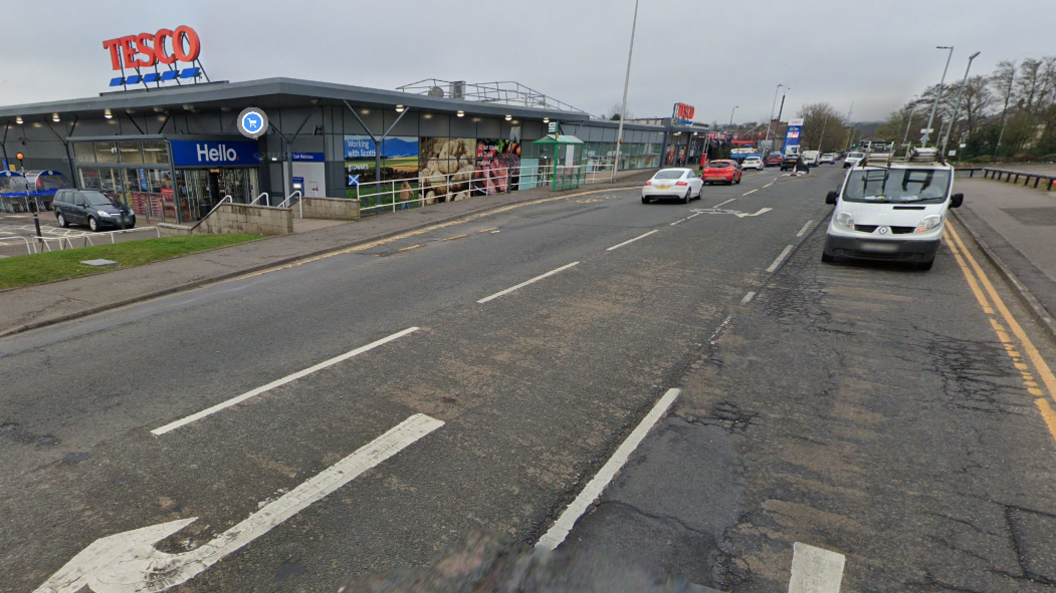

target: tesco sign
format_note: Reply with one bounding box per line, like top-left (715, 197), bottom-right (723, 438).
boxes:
top-left (102, 25), bottom-right (201, 70)
top-left (672, 102), bottom-right (695, 125)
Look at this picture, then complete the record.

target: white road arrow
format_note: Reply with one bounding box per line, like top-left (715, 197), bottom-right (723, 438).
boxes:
top-left (690, 207), bottom-right (772, 218)
top-left (35, 413), bottom-right (444, 593)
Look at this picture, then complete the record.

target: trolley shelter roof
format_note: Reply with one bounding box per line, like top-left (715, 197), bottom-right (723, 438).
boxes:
top-left (532, 134), bottom-right (584, 145)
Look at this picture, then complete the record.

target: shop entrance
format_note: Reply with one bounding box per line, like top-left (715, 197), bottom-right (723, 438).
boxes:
top-left (176, 168), bottom-right (259, 220)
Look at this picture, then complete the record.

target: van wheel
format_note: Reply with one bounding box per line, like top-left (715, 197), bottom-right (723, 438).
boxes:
top-left (88, 217), bottom-right (99, 232)
top-left (56, 211), bottom-right (68, 228)
top-left (821, 253), bottom-right (835, 263)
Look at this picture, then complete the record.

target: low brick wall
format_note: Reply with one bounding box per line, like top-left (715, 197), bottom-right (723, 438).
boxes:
top-left (299, 197), bottom-right (360, 221)
top-left (156, 203), bottom-right (293, 237)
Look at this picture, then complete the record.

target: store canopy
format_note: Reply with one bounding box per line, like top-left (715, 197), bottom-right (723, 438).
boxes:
top-left (532, 134), bottom-right (584, 146)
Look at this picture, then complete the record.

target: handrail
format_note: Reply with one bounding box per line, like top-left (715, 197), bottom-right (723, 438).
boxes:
top-left (279, 190), bottom-right (303, 218)
top-left (201, 195), bottom-right (233, 220)
top-left (249, 192), bottom-right (270, 206)
top-left (0, 235), bottom-right (34, 255)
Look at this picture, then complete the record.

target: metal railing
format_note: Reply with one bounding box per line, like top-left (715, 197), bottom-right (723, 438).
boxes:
top-left (201, 195), bottom-right (233, 221)
top-left (978, 167), bottom-right (1056, 190)
top-left (278, 191), bottom-right (303, 218)
top-left (348, 162), bottom-right (625, 216)
top-left (249, 192), bottom-right (270, 206)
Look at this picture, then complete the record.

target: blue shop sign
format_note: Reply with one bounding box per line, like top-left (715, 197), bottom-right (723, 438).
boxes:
top-left (171, 140), bottom-right (261, 167)
top-left (291, 152), bottom-right (325, 162)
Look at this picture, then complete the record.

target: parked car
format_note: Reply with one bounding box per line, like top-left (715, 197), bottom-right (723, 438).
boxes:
top-left (820, 153), bottom-right (837, 164)
top-left (843, 151), bottom-right (866, 168)
top-left (702, 160), bottom-right (743, 185)
top-left (822, 149), bottom-right (962, 271)
top-left (53, 189), bottom-right (136, 231)
top-left (642, 168), bottom-right (703, 204)
top-left (764, 152), bottom-right (783, 167)
top-left (741, 156), bottom-right (764, 171)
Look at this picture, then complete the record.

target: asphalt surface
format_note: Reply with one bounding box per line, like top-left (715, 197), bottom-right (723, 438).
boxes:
top-left (4, 164), bottom-right (1056, 592)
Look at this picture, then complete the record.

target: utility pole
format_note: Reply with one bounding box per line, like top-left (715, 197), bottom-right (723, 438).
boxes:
top-left (942, 51), bottom-right (981, 158)
top-left (764, 84), bottom-right (783, 147)
top-left (843, 102), bottom-right (854, 151)
top-left (611, 0), bottom-right (640, 183)
top-left (923, 46), bottom-right (954, 147)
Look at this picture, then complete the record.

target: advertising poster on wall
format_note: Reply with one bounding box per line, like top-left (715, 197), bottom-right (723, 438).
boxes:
top-left (419, 137), bottom-right (475, 203)
top-left (344, 136), bottom-right (420, 188)
top-left (473, 136), bottom-right (520, 196)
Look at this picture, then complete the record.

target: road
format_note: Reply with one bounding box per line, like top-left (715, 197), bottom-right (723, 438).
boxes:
top-left (3, 165), bottom-right (1056, 592)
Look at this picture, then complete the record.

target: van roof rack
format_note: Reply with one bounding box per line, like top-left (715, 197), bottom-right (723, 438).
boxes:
top-left (907, 146), bottom-right (943, 164)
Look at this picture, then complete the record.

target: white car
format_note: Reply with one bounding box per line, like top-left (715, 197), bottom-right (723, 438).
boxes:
top-left (843, 151), bottom-right (866, 168)
top-left (741, 156), bottom-right (764, 171)
top-left (822, 149), bottom-right (963, 271)
top-left (642, 168), bottom-right (703, 204)
top-left (820, 153), bottom-right (837, 164)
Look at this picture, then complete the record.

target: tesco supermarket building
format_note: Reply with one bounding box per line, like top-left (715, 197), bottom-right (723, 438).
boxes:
top-left (0, 26), bottom-right (706, 223)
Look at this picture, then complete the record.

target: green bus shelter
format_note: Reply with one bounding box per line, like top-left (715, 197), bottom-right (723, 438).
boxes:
top-left (532, 134), bottom-right (585, 190)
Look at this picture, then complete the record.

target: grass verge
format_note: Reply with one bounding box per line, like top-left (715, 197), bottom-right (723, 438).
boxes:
top-left (0, 234), bottom-right (262, 290)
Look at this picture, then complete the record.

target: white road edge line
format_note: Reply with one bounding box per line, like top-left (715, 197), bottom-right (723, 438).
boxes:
top-left (742, 189), bottom-right (758, 196)
top-left (788, 542), bottom-right (846, 593)
top-left (686, 212), bottom-right (703, 220)
top-left (670, 218), bottom-right (687, 226)
top-left (606, 230), bottom-right (659, 251)
top-left (536, 387), bottom-right (681, 551)
top-left (797, 220), bottom-right (815, 237)
top-left (764, 182), bottom-right (775, 188)
top-left (714, 198), bottom-right (737, 208)
top-left (477, 262), bottom-right (580, 304)
top-left (740, 291), bottom-right (756, 306)
top-left (766, 245), bottom-right (794, 273)
top-left (151, 327), bottom-right (420, 436)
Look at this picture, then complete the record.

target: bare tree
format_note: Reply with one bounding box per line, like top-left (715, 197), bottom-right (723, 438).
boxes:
top-left (796, 103), bottom-right (846, 152)
top-left (604, 102), bottom-right (634, 121)
top-left (991, 60), bottom-right (1017, 154)
top-left (1017, 58), bottom-right (1044, 114)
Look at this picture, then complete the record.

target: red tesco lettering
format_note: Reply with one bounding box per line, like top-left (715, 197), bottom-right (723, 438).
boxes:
top-left (102, 25), bottom-right (201, 71)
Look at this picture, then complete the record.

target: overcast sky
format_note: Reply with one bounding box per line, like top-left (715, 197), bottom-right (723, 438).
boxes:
top-left (2, 0), bottom-right (1053, 124)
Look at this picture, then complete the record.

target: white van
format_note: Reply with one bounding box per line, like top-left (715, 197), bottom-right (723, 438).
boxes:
top-left (801, 150), bottom-right (820, 166)
top-left (821, 149), bottom-right (963, 271)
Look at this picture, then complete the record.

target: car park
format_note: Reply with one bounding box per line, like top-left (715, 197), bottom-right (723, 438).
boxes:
top-left (741, 156), bottom-right (764, 171)
top-left (820, 153), bottom-right (837, 164)
top-left (53, 189), bottom-right (136, 231)
top-left (701, 160), bottom-right (743, 185)
top-left (641, 168), bottom-right (703, 203)
top-left (822, 148), bottom-right (962, 271)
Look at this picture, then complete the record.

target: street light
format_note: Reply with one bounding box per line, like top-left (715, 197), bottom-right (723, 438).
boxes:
top-left (941, 51), bottom-right (981, 158)
top-left (729, 105), bottom-right (739, 129)
top-left (922, 45), bottom-right (954, 147)
top-left (765, 84), bottom-right (783, 145)
top-left (611, 0), bottom-right (640, 182)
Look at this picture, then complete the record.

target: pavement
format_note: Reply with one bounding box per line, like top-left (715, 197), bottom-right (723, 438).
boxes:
top-left (0, 172), bottom-right (654, 337)
top-left (954, 173), bottom-right (1056, 338)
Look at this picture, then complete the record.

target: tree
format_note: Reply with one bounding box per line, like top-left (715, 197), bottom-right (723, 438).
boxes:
top-left (796, 102), bottom-right (846, 152)
top-left (990, 60), bottom-right (1017, 155)
top-left (1016, 58), bottom-right (1044, 114)
top-left (604, 102), bottom-right (634, 121)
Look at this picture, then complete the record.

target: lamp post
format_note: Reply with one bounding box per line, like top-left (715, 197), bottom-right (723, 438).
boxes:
top-left (922, 45), bottom-right (954, 147)
top-left (15, 152), bottom-right (42, 245)
top-left (728, 106), bottom-right (739, 130)
top-left (941, 51), bottom-right (981, 158)
top-left (611, 0), bottom-right (640, 183)
top-left (765, 84), bottom-right (783, 146)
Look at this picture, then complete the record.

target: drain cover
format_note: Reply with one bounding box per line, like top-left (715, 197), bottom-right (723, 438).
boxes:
top-left (80, 259), bottom-right (119, 267)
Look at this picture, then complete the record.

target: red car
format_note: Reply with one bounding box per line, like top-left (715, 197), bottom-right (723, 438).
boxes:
top-left (764, 152), bottom-right (783, 167)
top-left (701, 160), bottom-right (743, 185)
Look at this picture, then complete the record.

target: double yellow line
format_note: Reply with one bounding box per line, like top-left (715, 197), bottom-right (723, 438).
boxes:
top-left (945, 221), bottom-right (1056, 443)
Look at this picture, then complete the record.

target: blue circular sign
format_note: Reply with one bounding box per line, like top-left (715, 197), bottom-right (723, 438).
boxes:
top-left (237, 107), bottom-right (269, 139)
